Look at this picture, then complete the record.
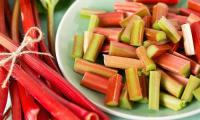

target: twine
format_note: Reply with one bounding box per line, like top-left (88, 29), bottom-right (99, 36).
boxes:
top-left (0, 27), bottom-right (53, 88)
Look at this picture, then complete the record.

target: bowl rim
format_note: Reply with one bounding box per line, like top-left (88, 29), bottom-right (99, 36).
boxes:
top-left (55, 0), bottom-right (200, 119)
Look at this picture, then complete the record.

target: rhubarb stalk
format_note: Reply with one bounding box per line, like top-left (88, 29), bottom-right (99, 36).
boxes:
top-left (119, 85), bottom-right (132, 109)
top-left (40, 0), bottom-right (59, 56)
top-left (188, 0), bottom-right (200, 13)
top-left (187, 13), bottom-right (200, 24)
top-left (145, 28), bottom-right (166, 42)
top-left (147, 44), bottom-right (170, 58)
top-left (72, 34), bottom-right (84, 58)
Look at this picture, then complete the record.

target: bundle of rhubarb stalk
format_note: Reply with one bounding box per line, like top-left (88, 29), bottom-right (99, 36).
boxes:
top-left (72, 0), bottom-right (200, 111)
top-left (0, 0), bottom-right (111, 120)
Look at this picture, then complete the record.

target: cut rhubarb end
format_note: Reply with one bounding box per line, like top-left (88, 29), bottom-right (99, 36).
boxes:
top-left (181, 75), bottom-right (200, 102)
top-left (119, 85), bottom-right (133, 110)
top-left (85, 112), bottom-right (99, 120)
top-left (157, 17), bottom-right (181, 43)
top-left (83, 33), bottom-right (105, 62)
top-left (74, 58), bottom-right (117, 78)
top-left (109, 41), bottom-right (137, 58)
top-left (88, 15), bottom-right (99, 32)
top-left (81, 72), bottom-right (109, 94)
top-left (160, 92), bottom-right (186, 111)
top-left (72, 34), bottom-right (84, 58)
top-left (149, 71), bottom-right (161, 110)
top-left (159, 70), bottom-right (184, 98)
top-left (105, 74), bottom-right (122, 106)
top-left (181, 23), bottom-right (195, 56)
top-left (156, 31), bottom-right (167, 42)
top-left (80, 8), bottom-right (106, 17)
top-left (84, 31), bottom-right (93, 53)
top-left (136, 46), bottom-right (156, 71)
top-left (145, 28), bottom-right (166, 42)
top-left (125, 67), bottom-right (143, 101)
top-left (166, 71), bottom-right (188, 86)
top-left (147, 44), bottom-right (170, 58)
top-left (103, 54), bottom-right (144, 69)
top-left (187, 13), bottom-right (200, 24)
top-left (193, 86), bottom-right (200, 101)
top-left (156, 53), bottom-right (191, 77)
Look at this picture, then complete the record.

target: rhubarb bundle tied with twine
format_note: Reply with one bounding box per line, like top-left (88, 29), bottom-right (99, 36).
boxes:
top-left (0, 27), bottom-right (53, 88)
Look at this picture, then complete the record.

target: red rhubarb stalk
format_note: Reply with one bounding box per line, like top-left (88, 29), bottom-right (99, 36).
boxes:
top-left (37, 105), bottom-right (51, 120)
top-left (17, 83), bottom-right (40, 120)
top-left (166, 71), bottom-right (188, 86)
top-left (167, 13), bottom-right (187, 25)
top-left (20, 0), bottom-right (38, 52)
top-left (0, 33), bottom-right (109, 120)
top-left (10, 81), bottom-right (22, 120)
top-left (180, 8), bottom-right (200, 16)
top-left (3, 63), bottom-right (80, 120)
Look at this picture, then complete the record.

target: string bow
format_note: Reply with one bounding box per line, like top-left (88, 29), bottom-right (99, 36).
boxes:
top-left (0, 27), bottom-right (53, 88)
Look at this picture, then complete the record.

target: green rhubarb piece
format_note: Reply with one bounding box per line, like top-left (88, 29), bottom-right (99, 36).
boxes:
top-left (181, 75), bottom-right (200, 102)
top-left (120, 15), bottom-right (141, 43)
top-left (157, 17), bottom-right (181, 43)
top-left (159, 70), bottom-right (184, 98)
top-left (125, 67), bottom-right (143, 101)
top-left (160, 92), bottom-right (186, 111)
top-left (136, 46), bottom-right (156, 71)
top-left (119, 85), bottom-right (133, 109)
top-left (143, 41), bottom-right (152, 48)
top-left (147, 45), bottom-right (158, 58)
top-left (80, 8), bottom-right (106, 17)
top-left (135, 6), bottom-right (150, 18)
top-left (130, 17), bottom-right (145, 46)
top-left (149, 71), bottom-right (161, 110)
top-left (156, 31), bottom-right (166, 42)
top-left (72, 34), bottom-right (84, 58)
top-left (88, 15), bottom-right (99, 32)
top-left (152, 21), bottom-right (161, 30)
top-left (120, 15), bottom-right (132, 28)
top-left (193, 86), bottom-right (200, 101)
top-left (83, 34), bottom-right (105, 62)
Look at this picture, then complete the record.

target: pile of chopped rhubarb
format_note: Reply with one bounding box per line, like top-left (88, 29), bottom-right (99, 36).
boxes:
top-left (72, 0), bottom-right (200, 111)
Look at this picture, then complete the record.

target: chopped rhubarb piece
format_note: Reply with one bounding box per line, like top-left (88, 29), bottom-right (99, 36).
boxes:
top-left (17, 83), bottom-right (40, 120)
top-left (168, 19), bottom-right (181, 30)
top-left (191, 21), bottom-right (200, 63)
top-left (159, 70), bottom-right (184, 98)
top-left (147, 44), bottom-right (170, 58)
top-left (98, 12), bottom-right (124, 27)
top-left (103, 55), bottom-right (144, 69)
top-left (105, 74), bottom-right (122, 106)
top-left (126, 67), bottom-right (143, 101)
top-left (152, 3), bottom-right (168, 25)
top-left (83, 33), bottom-right (105, 62)
top-left (149, 71), bottom-right (161, 110)
top-left (114, 2), bottom-right (145, 12)
top-left (181, 75), bottom-right (200, 102)
top-left (84, 31), bottom-right (93, 53)
top-left (180, 8), bottom-right (200, 16)
top-left (145, 28), bottom-right (166, 42)
top-left (88, 15), bottom-right (99, 32)
top-left (139, 75), bottom-right (148, 102)
top-left (160, 92), bottom-right (186, 111)
top-left (134, 6), bottom-right (150, 17)
top-left (143, 16), bottom-right (152, 28)
top-left (80, 8), bottom-right (106, 17)
top-left (133, 0), bottom-right (179, 4)
top-left (109, 41), bottom-right (137, 58)
top-left (193, 86), bottom-right (200, 101)
top-left (120, 15), bottom-right (132, 28)
top-left (187, 13), bottom-right (200, 24)
top-left (72, 34), bottom-right (84, 58)
top-left (130, 16), bottom-right (145, 46)
top-left (119, 85), bottom-right (132, 109)
top-left (156, 53), bottom-right (191, 77)
top-left (167, 13), bottom-right (187, 25)
top-left (93, 27), bottom-right (122, 42)
top-left (173, 52), bottom-right (200, 75)
top-left (120, 15), bottom-right (141, 43)
top-left (74, 58), bottom-right (117, 78)
top-left (10, 81), bottom-right (22, 120)
top-left (81, 72), bottom-right (109, 94)
top-left (143, 40), bottom-right (169, 47)
top-left (181, 23), bottom-right (195, 55)
top-left (166, 71), bottom-right (188, 86)
top-left (136, 46), bottom-right (156, 71)
top-left (188, 0), bottom-right (200, 13)
top-left (157, 17), bottom-right (181, 43)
